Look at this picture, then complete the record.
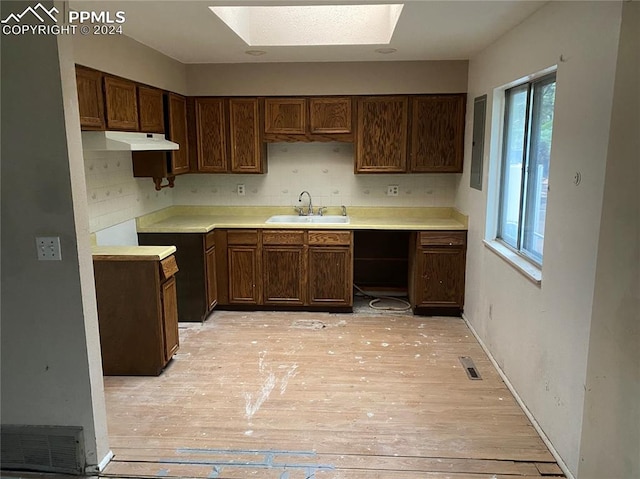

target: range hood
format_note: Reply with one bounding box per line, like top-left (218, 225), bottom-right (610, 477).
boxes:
top-left (81, 131), bottom-right (179, 151)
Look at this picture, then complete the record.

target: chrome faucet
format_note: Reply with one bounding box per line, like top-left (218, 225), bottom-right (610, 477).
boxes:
top-left (298, 190), bottom-right (313, 216)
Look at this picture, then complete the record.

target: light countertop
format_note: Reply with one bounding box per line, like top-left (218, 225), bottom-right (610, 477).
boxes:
top-left (92, 245), bottom-right (177, 261)
top-left (136, 206), bottom-right (467, 234)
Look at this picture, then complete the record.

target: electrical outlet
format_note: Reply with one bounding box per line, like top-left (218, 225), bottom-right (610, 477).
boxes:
top-left (387, 185), bottom-right (399, 196)
top-left (36, 236), bottom-right (62, 261)
top-left (237, 184), bottom-right (245, 196)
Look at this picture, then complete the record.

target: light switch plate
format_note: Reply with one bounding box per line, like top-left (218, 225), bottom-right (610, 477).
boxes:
top-left (36, 236), bottom-right (62, 261)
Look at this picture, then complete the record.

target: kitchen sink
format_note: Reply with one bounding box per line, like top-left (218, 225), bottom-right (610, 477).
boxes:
top-left (265, 215), bottom-right (350, 224)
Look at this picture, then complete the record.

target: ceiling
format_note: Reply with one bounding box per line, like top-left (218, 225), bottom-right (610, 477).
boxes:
top-left (69, 1), bottom-right (546, 64)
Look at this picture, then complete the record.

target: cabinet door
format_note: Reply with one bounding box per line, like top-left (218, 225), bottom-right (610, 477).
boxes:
top-left (161, 276), bottom-right (180, 362)
top-left (308, 247), bottom-right (352, 306)
top-left (265, 98), bottom-right (306, 134)
top-left (76, 66), bottom-right (105, 130)
top-left (228, 246), bottom-right (261, 304)
top-left (166, 93), bottom-right (190, 175)
top-left (310, 97), bottom-right (352, 134)
top-left (104, 76), bottom-right (139, 131)
top-left (195, 98), bottom-right (228, 172)
top-left (410, 95), bottom-right (465, 173)
top-left (413, 246), bottom-right (466, 309)
top-left (205, 246), bottom-right (218, 310)
top-left (138, 86), bottom-right (165, 133)
top-left (229, 98), bottom-right (265, 173)
top-left (356, 96), bottom-right (408, 173)
top-left (263, 246), bottom-right (306, 305)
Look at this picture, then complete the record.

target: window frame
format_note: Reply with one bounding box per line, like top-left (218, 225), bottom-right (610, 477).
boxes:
top-left (496, 72), bottom-right (556, 267)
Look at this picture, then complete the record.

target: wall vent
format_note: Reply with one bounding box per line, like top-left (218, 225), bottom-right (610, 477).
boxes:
top-left (0, 425), bottom-right (85, 475)
top-left (459, 356), bottom-right (482, 380)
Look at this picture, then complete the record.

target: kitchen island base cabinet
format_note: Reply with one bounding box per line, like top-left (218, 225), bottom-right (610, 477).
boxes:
top-left (138, 232), bottom-right (217, 322)
top-left (409, 231), bottom-right (467, 316)
top-left (93, 256), bottom-right (179, 376)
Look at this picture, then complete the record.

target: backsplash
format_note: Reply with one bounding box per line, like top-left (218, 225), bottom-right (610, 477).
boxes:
top-left (174, 143), bottom-right (459, 209)
top-left (84, 144), bottom-right (459, 232)
top-left (84, 150), bottom-right (173, 232)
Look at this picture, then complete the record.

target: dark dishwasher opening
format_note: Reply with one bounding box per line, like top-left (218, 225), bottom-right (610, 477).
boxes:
top-left (353, 230), bottom-right (411, 294)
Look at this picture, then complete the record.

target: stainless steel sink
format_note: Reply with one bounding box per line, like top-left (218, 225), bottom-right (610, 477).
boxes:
top-left (265, 215), bottom-right (350, 224)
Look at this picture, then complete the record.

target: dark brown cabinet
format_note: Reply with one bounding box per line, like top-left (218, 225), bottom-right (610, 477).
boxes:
top-left (93, 254), bottom-right (179, 376)
top-left (227, 230), bottom-right (262, 304)
top-left (229, 98), bottom-right (266, 173)
top-left (409, 231), bottom-right (466, 315)
top-left (76, 66), bottom-right (105, 130)
top-left (263, 96), bottom-right (353, 142)
top-left (192, 97), bottom-right (228, 172)
top-left (265, 98), bottom-right (307, 134)
top-left (262, 230), bottom-right (306, 306)
top-left (308, 231), bottom-right (353, 307)
top-left (138, 85), bottom-right (165, 133)
top-left (410, 95), bottom-right (466, 173)
top-left (166, 93), bottom-right (190, 175)
top-left (104, 75), bottom-right (139, 131)
top-left (310, 97), bottom-right (352, 134)
top-left (138, 232), bottom-right (217, 322)
top-left (356, 96), bottom-right (408, 173)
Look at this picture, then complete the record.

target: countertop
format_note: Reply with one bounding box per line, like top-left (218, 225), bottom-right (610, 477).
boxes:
top-left (136, 206), bottom-right (467, 234)
top-left (92, 245), bottom-right (177, 261)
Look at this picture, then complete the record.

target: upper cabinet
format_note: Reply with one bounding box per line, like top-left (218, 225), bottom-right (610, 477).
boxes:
top-left (263, 97), bottom-right (353, 142)
top-left (355, 96), bottom-right (408, 173)
top-left (192, 97), bottom-right (228, 173)
top-left (189, 97), bottom-right (266, 174)
top-left (309, 97), bottom-right (352, 134)
top-left (137, 86), bottom-right (165, 133)
top-left (76, 66), bottom-right (105, 130)
top-left (166, 93), bottom-right (190, 175)
top-left (265, 98), bottom-right (306, 134)
top-left (410, 95), bottom-right (466, 173)
top-left (104, 75), bottom-right (139, 131)
top-left (229, 98), bottom-right (266, 174)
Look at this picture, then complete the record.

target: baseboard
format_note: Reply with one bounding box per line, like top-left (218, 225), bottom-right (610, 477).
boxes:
top-left (86, 449), bottom-right (113, 474)
top-left (461, 313), bottom-right (575, 479)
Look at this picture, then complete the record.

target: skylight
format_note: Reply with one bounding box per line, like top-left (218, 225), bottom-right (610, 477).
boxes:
top-left (209, 4), bottom-right (404, 46)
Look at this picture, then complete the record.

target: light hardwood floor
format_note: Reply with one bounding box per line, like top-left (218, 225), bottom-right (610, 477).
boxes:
top-left (101, 308), bottom-right (564, 479)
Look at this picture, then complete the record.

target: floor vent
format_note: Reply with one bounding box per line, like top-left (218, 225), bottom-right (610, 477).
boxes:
top-left (459, 356), bottom-right (482, 380)
top-left (0, 425), bottom-right (85, 475)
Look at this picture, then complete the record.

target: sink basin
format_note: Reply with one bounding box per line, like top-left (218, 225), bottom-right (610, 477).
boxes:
top-left (265, 215), bottom-right (350, 224)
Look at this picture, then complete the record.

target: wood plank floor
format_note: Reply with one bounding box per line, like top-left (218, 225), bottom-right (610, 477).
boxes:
top-left (101, 307), bottom-right (563, 479)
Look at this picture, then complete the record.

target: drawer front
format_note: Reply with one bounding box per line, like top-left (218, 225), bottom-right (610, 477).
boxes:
top-left (262, 230), bottom-right (306, 245)
top-left (205, 231), bottom-right (215, 250)
top-left (308, 230), bottom-right (352, 246)
top-left (160, 255), bottom-right (179, 280)
top-left (419, 231), bottom-right (466, 246)
top-left (227, 229), bottom-right (259, 245)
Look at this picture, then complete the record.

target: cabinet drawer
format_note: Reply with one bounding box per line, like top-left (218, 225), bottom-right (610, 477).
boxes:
top-left (419, 231), bottom-right (466, 246)
top-left (308, 231), bottom-right (352, 246)
top-left (205, 231), bottom-right (216, 250)
top-left (160, 255), bottom-right (179, 280)
top-left (227, 229), bottom-right (259, 245)
top-left (263, 230), bottom-right (306, 245)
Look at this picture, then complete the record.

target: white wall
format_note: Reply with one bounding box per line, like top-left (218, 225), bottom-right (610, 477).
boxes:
top-left (175, 143), bottom-right (457, 208)
top-left (456, 2), bottom-right (623, 475)
top-left (1, 0), bottom-right (109, 470)
top-left (578, 2), bottom-right (640, 477)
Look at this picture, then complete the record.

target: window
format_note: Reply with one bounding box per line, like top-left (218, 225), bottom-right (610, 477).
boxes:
top-left (497, 73), bottom-right (556, 266)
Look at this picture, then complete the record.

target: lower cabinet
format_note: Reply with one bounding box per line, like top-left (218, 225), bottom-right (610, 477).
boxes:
top-left (308, 231), bottom-right (353, 307)
top-left (93, 254), bottom-right (179, 375)
top-left (216, 229), bottom-right (353, 310)
top-left (409, 231), bottom-right (467, 315)
top-left (262, 230), bottom-right (306, 306)
top-left (138, 231), bottom-right (217, 322)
